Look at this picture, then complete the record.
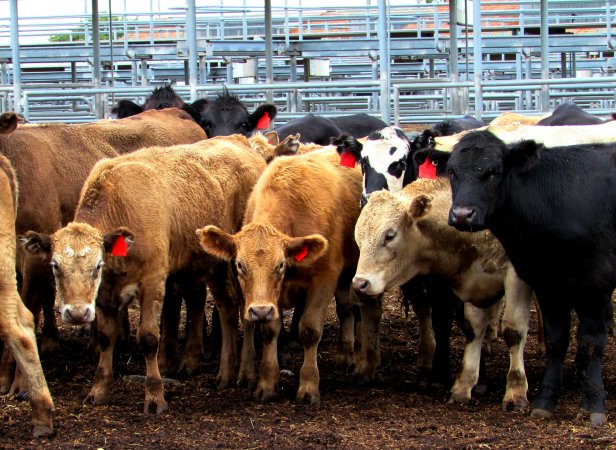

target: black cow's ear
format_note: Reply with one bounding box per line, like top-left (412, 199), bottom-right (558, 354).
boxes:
top-left (111, 100), bottom-right (143, 119)
top-left (505, 140), bottom-right (541, 172)
top-left (180, 104), bottom-right (202, 123)
top-left (333, 134), bottom-right (363, 160)
top-left (20, 231), bottom-right (52, 255)
top-left (190, 98), bottom-right (209, 114)
top-left (249, 104), bottom-right (278, 130)
top-left (0, 112), bottom-right (18, 134)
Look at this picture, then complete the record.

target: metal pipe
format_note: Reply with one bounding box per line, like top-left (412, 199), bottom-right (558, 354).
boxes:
top-left (92, 0), bottom-right (102, 119)
top-left (187, 0), bottom-right (198, 101)
top-left (10, 0), bottom-right (22, 113)
top-left (265, 0), bottom-right (274, 103)
top-left (109, 0), bottom-right (114, 89)
top-left (472, 0), bottom-right (483, 120)
top-left (377, 0), bottom-right (390, 123)
top-left (540, 0), bottom-right (549, 111)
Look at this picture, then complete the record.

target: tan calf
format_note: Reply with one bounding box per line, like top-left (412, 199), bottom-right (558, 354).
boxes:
top-left (198, 149), bottom-right (362, 404)
top-left (0, 155), bottom-right (54, 437)
top-left (353, 177), bottom-right (533, 410)
top-left (21, 135), bottom-right (265, 414)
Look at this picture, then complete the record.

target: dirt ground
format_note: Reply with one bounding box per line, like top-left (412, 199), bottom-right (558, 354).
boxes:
top-left (1, 290), bottom-right (616, 450)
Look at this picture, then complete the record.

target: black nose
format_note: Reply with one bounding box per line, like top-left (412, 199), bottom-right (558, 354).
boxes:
top-left (352, 277), bottom-right (370, 295)
top-left (449, 206), bottom-right (475, 227)
top-left (248, 305), bottom-right (275, 322)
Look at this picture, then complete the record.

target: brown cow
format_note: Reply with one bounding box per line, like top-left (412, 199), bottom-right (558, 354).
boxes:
top-left (353, 177), bottom-right (533, 410)
top-left (0, 108), bottom-right (206, 391)
top-left (20, 135), bottom-right (263, 414)
top-left (0, 155), bottom-right (54, 437)
top-left (197, 149), bottom-right (362, 404)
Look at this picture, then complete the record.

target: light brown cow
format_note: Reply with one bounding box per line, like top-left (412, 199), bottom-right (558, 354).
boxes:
top-left (21, 135), bottom-right (265, 414)
top-left (353, 177), bottom-right (533, 410)
top-left (489, 112), bottom-right (548, 127)
top-left (0, 108), bottom-right (206, 391)
top-left (197, 149), bottom-right (362, 404)
top-left (0, 155), bottom-right (54, 437)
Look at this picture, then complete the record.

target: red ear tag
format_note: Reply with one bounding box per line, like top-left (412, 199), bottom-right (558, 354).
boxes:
top-left (418, 159), bottom-right (437, 179)
top-left (339, 151), bottom-right (356, 168)
top-left (111, 235), bottom-right (128, 257)
top-left (294, 245), bottom-right (308, 262)
top-left (256, 112), bottom-right (270, 130)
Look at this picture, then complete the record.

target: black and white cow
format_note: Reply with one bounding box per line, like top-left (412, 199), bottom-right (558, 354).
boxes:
top-left (536, 103), bottom-right (614, 126)
top-left (447, 130), bottom-right (616, 426)
top-left (111, 85), bottom-right (277, 138)
top-left (431, 115), bottom-right (484, 136)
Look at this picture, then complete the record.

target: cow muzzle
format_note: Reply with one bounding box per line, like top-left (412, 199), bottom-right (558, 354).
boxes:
top-left (60, 303), bottom-right (95, 324)
top-left (247, 304), bottom-right (276, 323)
top-left (352, 275), bottom-right (384, 297)
top-left (449, 205), bottom-right (484, 231)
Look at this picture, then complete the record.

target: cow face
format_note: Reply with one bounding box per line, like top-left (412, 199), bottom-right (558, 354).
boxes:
top-left (353, 190), bottom-right (431, 296)
top-left (197, 224), bottom-right (327, 323)
top-left (447, 131), bottom-right (541, 231)
top-left (20, 223), bottom-right (134, 325)
top-left (195, 91), bottom-right (277, 137)
top-left (359, 126), bottom-right (412, 208)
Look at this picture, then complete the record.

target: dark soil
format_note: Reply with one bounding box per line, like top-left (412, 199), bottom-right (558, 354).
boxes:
top-left (1, 290), bottom-right (616, 450)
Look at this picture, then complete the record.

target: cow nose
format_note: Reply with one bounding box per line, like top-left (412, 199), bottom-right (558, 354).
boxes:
top-left (63, 305), bottom-right (93, 324)
top-left (352, 277), bottom-right (370, 295)
top-left (450, 206), bottom-right (476, 227)
top-left (248, 305), bottom-right (275, 322)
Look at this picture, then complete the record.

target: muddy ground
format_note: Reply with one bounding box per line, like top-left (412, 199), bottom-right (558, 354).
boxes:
top-left (0, 290), bottom-right (615, 450)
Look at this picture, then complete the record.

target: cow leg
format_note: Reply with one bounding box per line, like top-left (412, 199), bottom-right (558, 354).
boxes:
top-left (401, 280), bottom-right (435, 376)
top-left (0, 346), bottom-right (16, 393)
top-left (501, 269), bottom-right (532, 411)
top-left (137, 275), bottom-right (167, 414)
top-left (179, 279), bottom-right (206, 376)
top-left (255, 319), bottom-right (281, 402)
top-left (355, 295), bottom-right (382, 383)
top-left (574, 294), bottom-right (609, 426)
top-left (238, 320), bottom-right (257, 389)
top-left (159, 278), bottom-right (181, 376)
top-left (334, 284), bottom-right (356, 369)
top-left (208, 264), bottom-right (239, 389)
top-left (448, 302), bottom-right (500, 405)
top-left (530, 296), bottom-right (571, 419)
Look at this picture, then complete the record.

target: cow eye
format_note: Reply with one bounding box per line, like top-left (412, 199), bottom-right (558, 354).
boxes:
top-left (274, 261), bottom-right (286, 275)
top-left (448, 168), bottom-right (457, 181)
top-left (235, 260), bottom-right (246, 275)
top-left (93, 261), bottom-right (104, 275)
top-left (482, 168), bottom-right (499, 180)
top-left (383, 230), bottom-right (396, 246)
top-left (50, 260), bottom-right (61, 274)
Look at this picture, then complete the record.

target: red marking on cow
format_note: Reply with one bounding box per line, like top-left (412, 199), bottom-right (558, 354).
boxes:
top-left (257, 112), bottom-right (271, 130)
top-left (294, 245), bottom-right (308, 262)
top-left (419, 159), bottom-right (437, 179)
top-left (339, 151), bottom-right (356, 168)
top-left (111, 235), bottom-right (128, 257)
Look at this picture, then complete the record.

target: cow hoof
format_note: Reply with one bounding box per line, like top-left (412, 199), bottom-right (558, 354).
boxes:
top-left (530, 408), bottom-right (554, 419)
top-left (447, 393), bottom-right (471, 406)
top-left (84, 392), bottom-right (109, 406)
top-left (237, 376), bottom-right (257, 391)
top-left (335, 352), bottom-right (354, 369)
top-left (590, 413), bottom-right (607, 427)
top-left (501, 398), bottom-right (529, 412)
top-left (144, 399), bottom-right (168, 415)
top-left (178, 359), bottom-right (201, 377)
top-left (254, 388), bottom-right (278, 403)
top-left (32, 425), bottom-right (55, 438)
top-left (216, 377), bottom-right (233, 391)
top-left (296, 392), bottom-right (320, 407)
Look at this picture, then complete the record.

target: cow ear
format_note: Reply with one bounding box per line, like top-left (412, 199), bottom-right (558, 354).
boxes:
top-left (0, 112), bottom-right (18, 134)
top-left (264, 131), bottom-right (279, 146)
top-left (180, 103), bottom-right (202, 124)
top-left (409, 195), bottom-right (432, 219)
top-left (190, 98), bottom-right (209, 114)
top-left (505, 140), bottom-right (541, 172)
top-left (333, 135), bottom-right (363, 169)
top-left (196, 226), bottom-right (237, 262)
top-left (249, 104), bottom-right (278, 131)
top-left (103, 228), bottom-right (135, 256)
top-left (285, 234), bottom-right (328, 266)
top-left (275, 133), bottom-right (300, 157)
top-left (19, 231), bottom-right (52, 255)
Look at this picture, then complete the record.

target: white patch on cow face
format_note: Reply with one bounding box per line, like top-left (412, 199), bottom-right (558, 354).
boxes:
top-left (362, 126), bottom-right (410, 198)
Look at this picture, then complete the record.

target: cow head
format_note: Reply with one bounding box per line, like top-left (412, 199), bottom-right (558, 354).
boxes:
top-left (194, 89), bottom-right (277, 137)
top-left (197, 223), bottom-right (327, 323)
top-left (20, 223), bottom-right (134, 325)
top-left (447, 130), bottom-right (541, 231)
top-left (353, 126), bottom-right (412, 208)
top-left (353, 188), bottom-right (433, 296)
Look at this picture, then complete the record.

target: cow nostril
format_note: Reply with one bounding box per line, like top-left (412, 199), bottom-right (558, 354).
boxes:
top-left (248, 305), bottom-right (275, 322)
top-left (452, 206), bottom-right (475, 224)
top-left (352, 277), bottom-right (370, 294)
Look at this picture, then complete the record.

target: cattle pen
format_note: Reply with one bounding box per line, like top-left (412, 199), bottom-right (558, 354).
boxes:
top-left (1, 1), bottom-right (616, 449)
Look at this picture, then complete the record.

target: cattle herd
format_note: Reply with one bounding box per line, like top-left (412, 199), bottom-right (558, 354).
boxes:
top-left (0, 85), bottom-right (615, 438)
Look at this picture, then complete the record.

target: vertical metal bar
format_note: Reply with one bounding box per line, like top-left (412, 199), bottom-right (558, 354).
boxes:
top-left (10, 0), bottom-right (22, 114)
top-left (540, 0), bottom-right (549, 111)
top-left (560, 53), bottom-right (567, 78)
top-left (92, 0), bottom-right (103, 119)
top-left (199, 55), bottom-right (207, 84)
top-left (108, 0), bottom-right (114, 89)
top-left (243, 0), bottom-right (248, 39)
top-left (290, 54), bottom-right (297, 112)
top-left (378, 0), bottom-right (390, 123)
top-left (71, 62), bottom-right (78, 112)
top-left (524, 55), bottom-right (532, 109)
top-left (449, 0), bottom-right (462, 114)
top-left (140, 59), bottom-right (148, 86)
top-left (472, 0), bottom-right (483, 120)
top-left (149, 0), bottom-right (155, 45)
top-left (265, 0), bottom-right (274, 103)
top-left (284, 0), bottom-right (290, 47)
top-left (123, 0), bottom-right (128, 55)
top-left (393, 85), bottom-right (400, 126)
top-left (187, 0), bottom-right (198, 101)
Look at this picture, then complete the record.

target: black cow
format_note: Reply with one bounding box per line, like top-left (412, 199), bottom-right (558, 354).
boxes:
top-left (431, 115), bottom-right (484, 136)
top-left (273, 114), bottom-right (342, 146)
top-left (331, 113), bottom-right (388, 138)
top-left (111, 85), bottom-right (277, 137)
top-left (447, 130), bottom-right (616, 426)
top-left (537, 103), bottom-right (614, 126)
